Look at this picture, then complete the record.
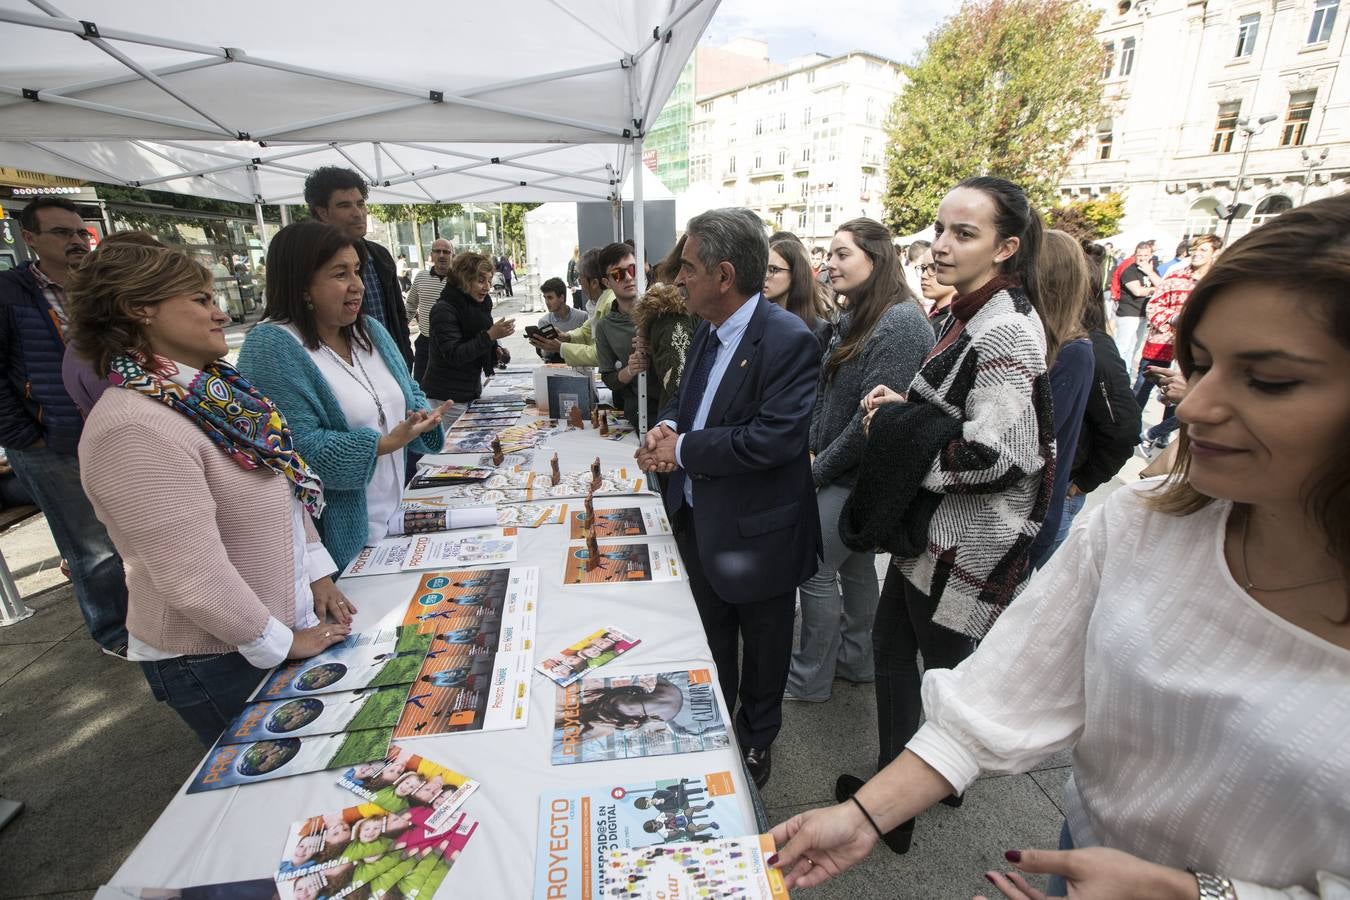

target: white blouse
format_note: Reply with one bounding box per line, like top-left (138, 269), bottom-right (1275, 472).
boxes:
top-left (281, 324), bottom-right (408, 545)
top-left (907, 481), bottom-right (1350, 898)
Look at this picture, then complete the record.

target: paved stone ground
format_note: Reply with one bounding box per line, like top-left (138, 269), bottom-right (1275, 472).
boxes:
top-left (0, 288), bottom-right (1154, 898)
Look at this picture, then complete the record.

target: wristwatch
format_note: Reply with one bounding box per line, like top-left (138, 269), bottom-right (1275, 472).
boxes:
top-left (1189, 870), bottom-right (1238, 900)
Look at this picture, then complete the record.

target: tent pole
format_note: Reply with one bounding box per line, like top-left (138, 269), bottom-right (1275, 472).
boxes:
top-left (280, 205), bottom-right (291, 226)
top-left (634, 136), bottom-right (648, 441)
top-left (254, 202), bottom-right (265, 232)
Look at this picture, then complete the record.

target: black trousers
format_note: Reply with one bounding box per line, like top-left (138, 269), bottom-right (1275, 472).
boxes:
top-left (673, 513), bottom-right (796, 752)
top-left (413, 334), bottom-right (429, 385)
top-left (872, 565), bottom-right (976, 772)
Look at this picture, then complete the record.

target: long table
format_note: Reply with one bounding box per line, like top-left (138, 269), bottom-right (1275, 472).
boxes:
top-left (110, 414), bottom-right (758, 897)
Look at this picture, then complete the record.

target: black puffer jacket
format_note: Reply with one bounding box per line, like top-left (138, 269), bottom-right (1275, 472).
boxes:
top-left (1071, 329), bottom-right (1142, 493)
top-left (422, 283), bottom-right (498, 403)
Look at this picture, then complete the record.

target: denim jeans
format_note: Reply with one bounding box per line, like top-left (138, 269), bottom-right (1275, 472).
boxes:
top-left (1046, 491), bottom-right (1087, 560)
top-left (1147, 415), bottom-right (1180, 444)
top-left (872, 566), bottom-right (976, 771)
top-left (140, 652), bottom-right (268, 747)
top-left (6, 444), bottom-right (128, 651)
top-left (1132, 356), bottom-right (1173, 410)
top-left (788, 482), bottom-right (880, 701)
top-left (1045, 819), bottom-right (1075, 897)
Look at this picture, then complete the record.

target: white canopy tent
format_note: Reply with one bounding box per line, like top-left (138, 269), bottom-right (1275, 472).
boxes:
top-left (0, 0), bottom-right (719, 206)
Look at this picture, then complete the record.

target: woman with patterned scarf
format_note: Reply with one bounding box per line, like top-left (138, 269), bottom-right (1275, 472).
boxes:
top-left (71, 243), bottom-right (354, 747)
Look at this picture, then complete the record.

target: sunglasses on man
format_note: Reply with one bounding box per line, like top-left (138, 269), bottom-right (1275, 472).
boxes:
top-left (606, 263), bottom-right (637, 283)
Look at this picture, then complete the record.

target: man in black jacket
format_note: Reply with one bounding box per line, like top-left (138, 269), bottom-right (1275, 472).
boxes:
top-left (304, 167), bottom-right (413, 366)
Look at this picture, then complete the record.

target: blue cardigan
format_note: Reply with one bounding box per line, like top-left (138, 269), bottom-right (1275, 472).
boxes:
top-left (236, 318), bottom-right (444, 569)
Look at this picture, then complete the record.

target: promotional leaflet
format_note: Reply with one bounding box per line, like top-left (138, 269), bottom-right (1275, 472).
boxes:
top-left (186, 727), bottom-right (393, 794)
top-left (253, 627), bottom-right (431, 702)
top-left (496, 502), bottom-right (568, 529)
top-left (569, 506), bottom-right (671, 541)
top-left (407, 464), bottom-right (493, 487)
top-left (562, 541), bottom-right (682, 586)
top-left (551, 669), bottom-right (730, 765)
top-left (600, 835), bottom-right (788, 900)
top-left (535, 626), bottom-right (641, 686)
top-left (341, 529), bottom-right (518, 578)
top-left (222, 685), bottom-right (412, 744)
top-left (532, 770), bottom-right (752, 900)
top-left (334, 743), bottom-right (479, 831)
top-left (386, 506), bottom-right (497, 537)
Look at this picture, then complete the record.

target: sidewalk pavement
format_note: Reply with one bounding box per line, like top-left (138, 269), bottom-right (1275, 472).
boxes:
top-left (0, 298), bottom-right (1155, 897)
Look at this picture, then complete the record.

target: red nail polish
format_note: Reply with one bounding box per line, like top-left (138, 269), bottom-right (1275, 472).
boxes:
top-left (767, 854), bottom-right (779, 867)
top-left (984, 873), bottom-right (997, 884)
top-left (1004, 850), bottom-right (1022, 863)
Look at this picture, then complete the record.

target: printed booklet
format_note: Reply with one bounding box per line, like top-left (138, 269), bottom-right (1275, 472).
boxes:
top-left (532, 770), bottom-right (751, 900)
top-left (568, 506), bottom-right (671, 541)
top-left (535, 626), bottom-right (641, 686)
top-left (496, 502), bottom-right (568, 529)
top-left (600, 835), bottom-right (788, 900)
top-left (253, 626), bottom-right (432, 702)
top-left (407, 464), bottom-right (493, 487)
top-left (385, 506), bottom-right (497, 537)
top-left (562, 541), bottom-right (682, 586)
top-left (186, 727), bottom-right (393, 794)
top-left (221, 684), bottom-right (412, 744)
top-left (341, 528), bottom-right (519, 578)
top-left (551, 669), bottom-right (730, 765)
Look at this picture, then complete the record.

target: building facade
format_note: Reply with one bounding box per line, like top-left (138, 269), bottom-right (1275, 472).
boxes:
top-left (1059, 0), bottom-right (1348, 241)
top-left (686, 52), bottom-right (905, 248)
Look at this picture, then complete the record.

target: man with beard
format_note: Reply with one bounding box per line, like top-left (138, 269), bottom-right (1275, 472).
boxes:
top-left (0, 196), bottom-right (128, 655)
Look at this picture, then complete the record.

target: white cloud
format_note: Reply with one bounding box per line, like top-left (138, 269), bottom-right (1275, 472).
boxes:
top-left (702, 0), bottom-right (964, 65)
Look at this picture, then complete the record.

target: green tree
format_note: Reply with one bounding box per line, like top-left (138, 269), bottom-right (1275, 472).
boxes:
top-left (882, 0), bottom-right (1107, 234)
top-left (1047, 193), bottom-right (1125, 241)
top-left (499, 202), bottom-right (541, 257)
top-left (368, 202), bottom-right (464, 251)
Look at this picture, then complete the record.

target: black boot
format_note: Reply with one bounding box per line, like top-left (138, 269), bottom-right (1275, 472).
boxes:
top-left (833, 774), bottom-right (914, 854)
top-left (940, 793), bottom-right (964, 808)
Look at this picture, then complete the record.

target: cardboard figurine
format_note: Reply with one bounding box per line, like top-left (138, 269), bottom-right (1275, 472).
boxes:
top-left (490, 437), bottom-right (504, 467)
top-left (599, 413), bottom-right (610, 436)
top-left (550, 452), bottom-right (561, 486)
top-left (583, 490), bottom-right (595, 529)
top-left (590, 456), bottom-right (602, 491)
top-left (591, 407), bottom-right (601, 428)
top-left (585, 529), bottom-right (600, 571)
top-left (567, 405), bottom-right (584, 430)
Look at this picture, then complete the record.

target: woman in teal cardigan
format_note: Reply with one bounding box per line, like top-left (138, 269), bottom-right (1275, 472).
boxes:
top-left (239, 223), bottom-right (446, 569)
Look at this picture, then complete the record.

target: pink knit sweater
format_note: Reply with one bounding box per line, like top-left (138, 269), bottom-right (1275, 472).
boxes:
top-left (79, 388), bottom-right (311, 655)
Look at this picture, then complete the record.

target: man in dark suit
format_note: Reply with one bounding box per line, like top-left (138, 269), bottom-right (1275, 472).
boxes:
top-left (304, 166), bottom-right (414, 366)
top-left (636, 207), bottom-right (821, 789)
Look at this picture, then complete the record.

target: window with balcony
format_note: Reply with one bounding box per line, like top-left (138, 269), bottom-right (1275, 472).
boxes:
top-left (1281, 90), bottom-right (1316, 145)
top-left (1096, 118), bottom-right (1114, 159)
top-left (729, 156), bottom-right (736, 174)
top-left (1308, 0), bottom-right (1338, 43)
top-left (1186, 198), bottom-right (1222, 237)
top-left (1102, 41), bottom-right (1115, 78)
top-left (1119, 37), bottom-right (1136, 76)
top-left (777, 180), bottom-right (786, 195)
top-left (1253, 194), bottom-right (1292, 226)
top-left (803, 106), bottom-right (812, 126)
top-left (798, 210), bottom-right (808, 229)
top-left (1234, 13), bottom-right (1260, 57)
top-left (753, 153), bottom-right (762, 170)
top-left (865, 97), bottom-right (876, 125)
top-left (779, 112), bottom-right (787, 131)
top-left (754, 118), bottom-right (763, 136)
top-left (806, 69), bottom-right (816, 85)
top-left (801, 146), bottom-right (811, 163)
top-left (1212, 101), bottom-right (1241, 153)
top-left (777, 148), bottom-right (787, 165)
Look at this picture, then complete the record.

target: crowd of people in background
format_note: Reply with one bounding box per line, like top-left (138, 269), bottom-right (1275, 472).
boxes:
top-left (0, 161), bottom-right (1345, 899)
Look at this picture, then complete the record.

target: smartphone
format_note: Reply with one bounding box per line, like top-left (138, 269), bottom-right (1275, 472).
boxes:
top-left (525, 323), bottom-right (559, 341)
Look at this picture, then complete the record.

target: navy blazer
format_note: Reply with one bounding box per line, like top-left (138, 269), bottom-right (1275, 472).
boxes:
top-left (659, 296), bottom-right (822, 602)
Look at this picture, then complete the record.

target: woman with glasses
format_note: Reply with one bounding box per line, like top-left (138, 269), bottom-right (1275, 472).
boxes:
top-left (915, 248), bottom-right (957, 336)
top-left (786, 218), bottom-right (935, 704)
top-left (763, 239), bottom-right (835, 352)
top-left (421, 251), bottom-right (515, 425)
top-left (595, 242), bottom-right (659, 427)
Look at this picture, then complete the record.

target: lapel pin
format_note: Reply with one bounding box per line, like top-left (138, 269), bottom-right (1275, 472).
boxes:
top-left (740, 359), bottom-right (747, 368)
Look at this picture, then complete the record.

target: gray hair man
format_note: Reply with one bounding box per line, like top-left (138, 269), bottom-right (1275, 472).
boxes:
top-left (408, 238), bottom-right (455, 384)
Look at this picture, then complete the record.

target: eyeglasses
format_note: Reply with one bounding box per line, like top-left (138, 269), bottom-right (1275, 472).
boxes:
top-left (36, 227), bottom-right (93, 242)
top-left (605, 263), bottom-right (637, 283)
top-left (917, 263), bottom-right (936, 276)
top-left (765, 264), bottom-right (789, 277)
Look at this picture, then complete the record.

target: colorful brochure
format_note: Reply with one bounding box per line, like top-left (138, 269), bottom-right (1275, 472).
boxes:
top-left (562, 540), bottom-right (682, 586)
top-left (186, 727), bottom-right (393, 794)
top-left (569, 506), bottom-right (671, 541)
top-left (341, 529), bottom-right (519, 578)
top-left (551, 669), bottom-right (730, 765)
top-left (496, 502), bottom-right (568, 529)
top-left (253, 627), bottom-right (432, 702)
top-left (221, 685), bottom-right (412, 744)
top-left (532, 770), bottom-right (752, 900)
top-left (601, 835), bottom-right (788, 899)
top-left (335, 743), bottom-right (479, 829)
top-left (535, 626), bottom-right (641, 686)
top-left (408, 464), bottom-right (493, 486)
top-left (386, 506), bottom-right (497, 536)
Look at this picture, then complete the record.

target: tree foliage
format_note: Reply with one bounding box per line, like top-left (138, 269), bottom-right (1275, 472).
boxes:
top-left (882, 0), bottom-right (1106, 234)
top-left (1047, 193), bottom-right (1124, 241)
top-left (500, 202), bottom-right (541, 256)
top-left (95, 183), bottom-right (274, 244)
top-left (367, 203), bottom-right (464, 227)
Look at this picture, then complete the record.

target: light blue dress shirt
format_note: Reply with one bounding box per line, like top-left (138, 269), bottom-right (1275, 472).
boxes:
top-left (661, 294), bottom-right (760, 507)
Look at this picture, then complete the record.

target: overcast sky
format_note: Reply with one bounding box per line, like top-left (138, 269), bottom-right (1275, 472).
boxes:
top-left (700, 0), bottom-right (966, 66)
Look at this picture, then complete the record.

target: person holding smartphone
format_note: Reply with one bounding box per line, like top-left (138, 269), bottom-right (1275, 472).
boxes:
top-left (531, 277), bottom-right (587, 363)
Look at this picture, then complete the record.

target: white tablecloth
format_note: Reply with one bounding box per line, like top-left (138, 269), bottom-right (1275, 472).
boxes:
top-left (111, 423), bottom-right (755, 898)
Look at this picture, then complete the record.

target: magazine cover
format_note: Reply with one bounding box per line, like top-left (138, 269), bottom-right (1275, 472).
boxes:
top-left (253, 627), bottom-right (431, 702)
top-left (221, 685), bottom-right (412, 744)
top-left (535, 626), bottom-right (641, 686)
top-left (440, 428), bottom-right (500, 454)
top-left (551, 670), bottom-right (730, 765)
top-left (496, 502), bottom-right (568, 529)
top-left (186, 727), bottom-right (393, 794)
top-left (332, 743), bottom-right (479, 834)
top-left (392, 647), bottom-right (532, 737)
top-left (400, 567), bottom-right (533, 635)
top-left (275, 801), bottom-right (387, 881)
top-left (562, 541), bottom-right (682, 586)
top-left (274, 814), bottom-right (476, 900)
top-left (532, 770), bottom-right (752, 900)
top-left (600, 835), bottom-right (788, 900)
top-left (569, 506), bottom-right (671, 541)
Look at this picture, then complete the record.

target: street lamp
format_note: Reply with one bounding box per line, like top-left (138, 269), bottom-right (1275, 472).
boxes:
top-left (1299, 147), bottom-right (1330, 206)
top-left (1221, 113), bottom-right (1278, 244)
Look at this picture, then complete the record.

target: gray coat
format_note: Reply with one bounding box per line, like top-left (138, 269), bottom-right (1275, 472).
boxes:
top-left (810, 301), bottom-right (935, 488)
